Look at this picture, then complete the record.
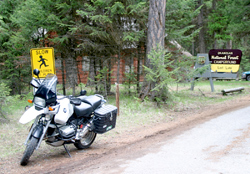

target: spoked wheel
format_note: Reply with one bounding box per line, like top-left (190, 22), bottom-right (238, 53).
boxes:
top-left (20, 137), bottom-right (38, 166)
top-left (74, 131), bottom-right (96, 149)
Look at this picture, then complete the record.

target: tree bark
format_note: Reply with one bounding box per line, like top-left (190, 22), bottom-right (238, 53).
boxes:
top-left (212, 0), bottom-right (217, 49)
top-left (146, 0), bottom-right (166, 64)
top-left (87, 56), bottom-right (95, 86)
top-left (107, 58), bottom-right (111, 94)
top-left (137, 44), bottom-right (141, 94)
top-left (197, 0), bottom-right (206, 53)
top-left (65, 54), bottom-right (78, 96)
top-left (226, 33), bottom-right (233, 49)
top-left (61, 53), bottom-right (66, 95)
top-left (116, 47), bottom-right (121, 84)
top-left (139, 0), bottom-right (166, 101)
top-left (128, 52), bottom-right (133, 95)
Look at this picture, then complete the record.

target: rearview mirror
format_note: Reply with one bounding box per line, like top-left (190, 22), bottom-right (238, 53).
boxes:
top-left (33, 69), bottom-right (40, 76)
top-left (80, 90), bottom-right (87, 96)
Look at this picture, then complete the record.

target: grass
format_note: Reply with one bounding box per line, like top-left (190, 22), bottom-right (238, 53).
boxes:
top-left (171, 80), bottom-right (250, 108)
top-left (1, 79), bottom-right (250, 158)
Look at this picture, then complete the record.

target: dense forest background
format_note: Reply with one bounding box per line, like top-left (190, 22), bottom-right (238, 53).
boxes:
top-left (0, 0), bottom-right (250, 98)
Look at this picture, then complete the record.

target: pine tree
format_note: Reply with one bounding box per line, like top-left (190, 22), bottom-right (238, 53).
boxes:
top-left (0, 0), bottom-right (31, 95)
top-left (76, 0), bottom-right (147, 93)
top-left (143, 47), bottom-right (178, 106)
top-left (207, 0), bottom-right (250, 71)
top-left (140, 0), bottom-right (166, 101)
top-left (10, 0), bottom-right (86, 95)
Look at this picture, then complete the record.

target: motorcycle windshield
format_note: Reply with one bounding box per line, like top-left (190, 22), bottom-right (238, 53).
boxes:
top-left (40, 74), bottom-right (57, 94)
top-left (34, 74), bottom-right (57, 106)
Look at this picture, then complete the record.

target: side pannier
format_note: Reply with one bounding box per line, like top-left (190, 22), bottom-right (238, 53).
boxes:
top-left (93, 105), bottom-right (117, 134)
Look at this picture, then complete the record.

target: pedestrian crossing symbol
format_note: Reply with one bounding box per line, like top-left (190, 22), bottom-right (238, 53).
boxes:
top-left (30, 47), bottom-right (56, 78)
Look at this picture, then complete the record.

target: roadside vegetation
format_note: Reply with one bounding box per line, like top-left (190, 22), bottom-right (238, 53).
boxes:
top-left (0, 79), bottom-right (249, 159)
top-left (1, 0), bottom-right (250, 163)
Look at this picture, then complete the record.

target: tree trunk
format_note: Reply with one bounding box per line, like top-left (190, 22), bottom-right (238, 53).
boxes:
top-left (76, 59), bottom-right (81, 84)
top-left (61, 54), bottom-right (66, 95)
top-left (139, 0), bottom-right (166, 101)
top-left (65, 55), bottom-right (78, 96)
top-left (87, 56), bottom-right (95, 86)
top-left (107, 58), bottom-right (111, 94)
top-left (94, 57), bottom-right (98, 92)
top-left (128, 52), bottom-right (133, 95)
top-left (226, 33), bottom-right (233, 49)
top-left (212, 0), bottom-right (217, 49)
top-left (197, 0), bottom-right (206, 53)
top-left (192, 41), bottom-right (195, 55)
top-left (136, 44), bottom-right (141, 94)
top-left (116, 48), bottom-right (121, 84)
top-left (146, 0), bottom-right (166, 62)
top-left (214, 32), bottom-right (217, 49)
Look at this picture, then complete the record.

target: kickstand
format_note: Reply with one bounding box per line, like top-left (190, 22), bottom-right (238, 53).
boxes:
top-left (63, 144), bottom-right (72, 158)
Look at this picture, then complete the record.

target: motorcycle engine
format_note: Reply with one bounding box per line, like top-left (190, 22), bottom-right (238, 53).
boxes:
top-left (59, 125), bottom-right (76, 138)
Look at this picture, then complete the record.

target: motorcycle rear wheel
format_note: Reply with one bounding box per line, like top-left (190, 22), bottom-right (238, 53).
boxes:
top-left (20, 137), bottom-right (38, 166)
top-left (74, 131), bottom-right (96, 149)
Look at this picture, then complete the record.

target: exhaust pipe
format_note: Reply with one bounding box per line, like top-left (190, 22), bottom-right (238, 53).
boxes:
top-left (76, 123), bottom-right (92, 140)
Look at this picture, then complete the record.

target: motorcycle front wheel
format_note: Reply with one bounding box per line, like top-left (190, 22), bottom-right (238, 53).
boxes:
top-left (74, 131), bottom-right (96, 149)
top-left (20, 136), bottom-right (38, 166)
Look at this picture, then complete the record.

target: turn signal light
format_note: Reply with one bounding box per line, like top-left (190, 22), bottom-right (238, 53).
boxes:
top-left (28, 99), bottom-right (33, 103)
top-left (48, 107), bottom-right (54, 111)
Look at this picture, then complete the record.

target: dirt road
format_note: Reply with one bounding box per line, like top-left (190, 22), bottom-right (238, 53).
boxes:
top-left (1, 95), bottom-right (250, 174)
top-left (121, 106), bottom-right (250, 173)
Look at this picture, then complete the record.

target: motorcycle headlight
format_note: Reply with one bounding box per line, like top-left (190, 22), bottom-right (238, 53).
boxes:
top-left (34, 97), bottom-right (46, 108)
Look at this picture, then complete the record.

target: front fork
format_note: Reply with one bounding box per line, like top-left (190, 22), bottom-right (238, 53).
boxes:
top-left (24, 116), bottom-right (39, 145)
top-left (24, 116), bottom-right (51, 150)
top-left (36, 119), bottom-right (51, 149)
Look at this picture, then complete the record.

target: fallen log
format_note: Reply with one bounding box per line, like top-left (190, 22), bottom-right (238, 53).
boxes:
top-left (221, 87), bottom-right (244, 95)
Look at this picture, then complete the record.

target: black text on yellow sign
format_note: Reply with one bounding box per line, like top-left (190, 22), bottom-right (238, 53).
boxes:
top-left (211, 64), bottom-right (240, 73)
top-left (30, 47), bottom-right (56, 78)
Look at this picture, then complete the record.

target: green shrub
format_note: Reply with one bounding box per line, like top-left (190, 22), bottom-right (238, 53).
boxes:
top-left (143, 47), bottom-right (178, 105)
top-left (0, 82), bottom-right (11, 120)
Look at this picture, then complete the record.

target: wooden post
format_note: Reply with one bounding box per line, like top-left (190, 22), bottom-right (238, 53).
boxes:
top-left (115, 83), bottom-right (120, 116)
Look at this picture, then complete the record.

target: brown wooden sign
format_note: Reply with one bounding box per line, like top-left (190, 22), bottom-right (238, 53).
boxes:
top-left (208, 49), bottom-right (242, 73)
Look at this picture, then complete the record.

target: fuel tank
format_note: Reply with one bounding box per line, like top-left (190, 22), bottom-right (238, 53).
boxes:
top-left (54, 97), bottom-right (74, 124)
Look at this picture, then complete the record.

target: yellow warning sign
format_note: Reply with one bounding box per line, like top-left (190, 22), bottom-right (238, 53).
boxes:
top-left (30, 47), bottom-right (55, 78)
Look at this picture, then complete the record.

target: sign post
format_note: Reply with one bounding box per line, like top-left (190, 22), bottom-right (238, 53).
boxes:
top-left (191, 54), bottom-right (214, 92)
top-left (30, 47), bottom-right (56, 78)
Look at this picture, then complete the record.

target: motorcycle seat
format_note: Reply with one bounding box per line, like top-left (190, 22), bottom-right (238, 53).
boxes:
top-left (78, 95), bottom-right (102, 110)
top-left (74, 102), bottom-right (93, 118)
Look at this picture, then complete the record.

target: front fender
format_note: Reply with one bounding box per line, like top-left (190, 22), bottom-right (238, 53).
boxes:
top-left (19, 106), bottom-right (44, 124)
top-left (32, 124), bottom-right (44, 139)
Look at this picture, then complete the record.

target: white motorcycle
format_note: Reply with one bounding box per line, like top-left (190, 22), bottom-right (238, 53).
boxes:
top-left (19, 69), bottom-right (117, 166)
